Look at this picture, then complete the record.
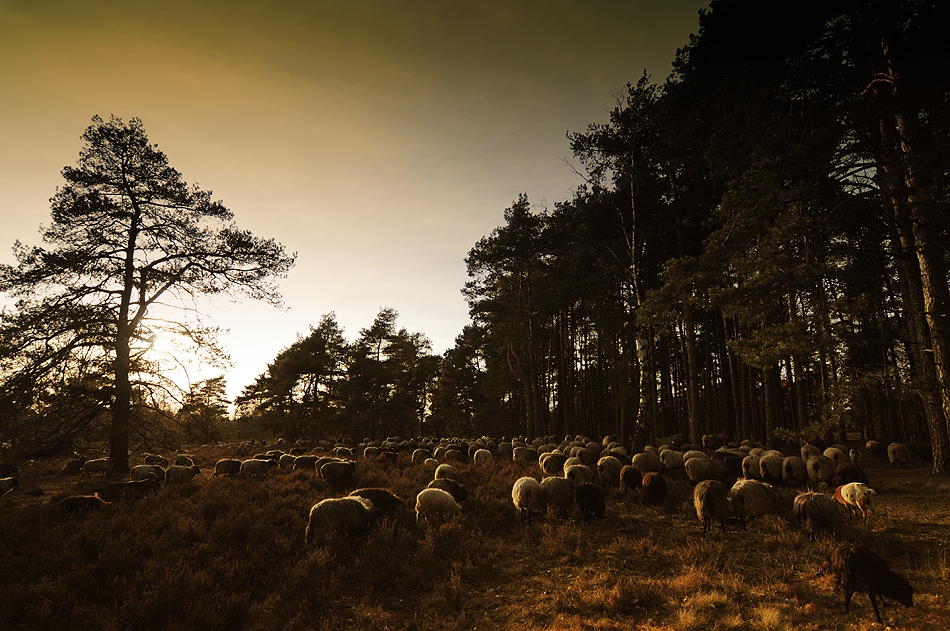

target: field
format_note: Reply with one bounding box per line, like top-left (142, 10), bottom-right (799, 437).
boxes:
top-left (0, 443), bottom-right (947, 631)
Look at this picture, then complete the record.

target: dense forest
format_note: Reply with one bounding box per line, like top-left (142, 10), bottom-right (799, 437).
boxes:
top-left (2, 1), bottom-right (949, 474)
top-left (234, 1), bottom-right (950, 474)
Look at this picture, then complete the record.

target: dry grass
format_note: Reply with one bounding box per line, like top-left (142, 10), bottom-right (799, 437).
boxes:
top-left (1, 447), bottom-right (948, 630)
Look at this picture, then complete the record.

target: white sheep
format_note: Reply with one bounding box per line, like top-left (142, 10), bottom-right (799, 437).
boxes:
top-left (597, 455), bottom-right (623, 488)
top-left (685, 457), bottom-right (723, 484)
top-left (742, 454), bottom-right (761, 480)
top-left (793, 491), bottom-right (842, 539)
top-left (564, 463), bottom-right (596, 488)
top-left (833, 482), bottom-right (877, 524)
top-left (729, 478), bottom-right (780, 528)
top-left (79, 458), bottom-right (114, 480)
top-left (659, 449), bottom-right (684, 471)
top-left (472, 448), bottom-right (494, 465)
top-left (414, 487), bottom-right (462, 525)
top-left (433, 463), bottom-right (458, 480)
top-left (632, 451), bottom-right (662, 474)
top-left (511, 476), bottom-right (544, 524)
top-left (305, 496), bottom-right (375, 545)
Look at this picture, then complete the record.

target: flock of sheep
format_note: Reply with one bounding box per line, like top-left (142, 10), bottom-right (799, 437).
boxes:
top-left (31, 431), bottom-right (925, 625)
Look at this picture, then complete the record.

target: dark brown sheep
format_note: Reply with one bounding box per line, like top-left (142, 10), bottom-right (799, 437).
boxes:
top-left (831, 543), bottom-right (913, 623)
top-left (575, 482), bottom-right (605, 522)
top-left (641, 471), bottom-right (668, 506)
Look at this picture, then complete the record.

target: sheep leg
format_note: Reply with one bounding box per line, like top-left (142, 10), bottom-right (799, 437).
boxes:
top-left (868, 592), bottom-right (883, 623)
top-left (843, 588), bottom-right (853, 613)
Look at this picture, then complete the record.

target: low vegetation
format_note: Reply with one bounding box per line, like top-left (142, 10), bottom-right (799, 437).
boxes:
top-left (0, 444), bottom-right (947, 630)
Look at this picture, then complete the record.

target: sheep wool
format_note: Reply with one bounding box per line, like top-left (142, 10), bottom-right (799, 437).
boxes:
top-left (781, 456), bottom-right (808, 487)
top-left (887, 442), bottom-right (912, 468)
top-left (79, 458), bottom-right (114, 481)
top-left (415, 488), bottom-right (461, 525)
top-left (833, 482), bottom-right (876, 524)
top-left (685, 457), bottom-right (723, 485)
top-left (320, 460), bottom-right (356, 491)
top-left (597, 455), bottom-right (623, 488)
top-left (565, 464), bottom-right (596, 489)
top-left (619, 465), bottom-right (642, 496)
top-left (166, 464), bottom-right (200, 484)
top-left (806, 455), bottom-right (835, 486)
top-left (641, 471), bottom-right (668, 506)
top-left (693, 479), bottom-right (732, 535)
top-left (512, 476), bottom-right (544, 524)
top-left (305, 496), bottom-right (375, 545)
top-left (427, 478), bottom-right (468, 503)
top-left (575, 482), bottom-right (605, 522)
top-left (213, 459), bottom-right (243, 478)
top-left (831, 543), bottom-right (913, 623)
top-left (97, 478), bottom-right (160, 502)
top-left (540, 476), bottom-right (575, 517)
top-left (729, 478), bottom-right (779, 528)
top-left (793, 491), bottom-right (842, 539)
top-left (632, 451), bottom-right (662, 474)
top-left (433, 463), bottom-right (458, 480)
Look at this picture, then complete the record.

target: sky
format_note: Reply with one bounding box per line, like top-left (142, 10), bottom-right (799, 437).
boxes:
top-left (0, 0), bottom-right (709, 400)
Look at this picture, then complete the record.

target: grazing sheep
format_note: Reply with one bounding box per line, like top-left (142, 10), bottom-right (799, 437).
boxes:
top-left (619, 465), bottom-right (642, 496)
top-left (238, 458), bottom-right (273, 479)
top-left (97, 478), bottom-right (160, 502)
top-left (292, 455), bottom-right (320, 471)
top-left (0, 477), bottom-right (20, 496)
top-left (565, 464), bottom-right (596, 489)
top-left (320, 460), bottom-right (357, 491)
top-left (693, 479), bottom-right (732, 535)
top-left (434, 463), bottom-right (458, 480)
top-left (165, 464), bottom-right (200, 483)
top-left (597, 455), bottom-right (623, 488)
top-left (729, 478), bottom-right (780, 528)
top-left (305, 496), bottom-right (375, 545)
top-left (427, 478), bottom-right (468, 503)
top-left (61, 457), bottom-right (87, 475)
top-left (143, 453), bottom-right (169, 467)
top-left (823, 447), bottom-right (848, 468)
top-left (741, 454), bottom-right (761, 480)
top-left (540, 452), bottom-right (567, 477)
top-left (414, 487), bottom-right (462, 525)
top-left (348, 488), bottom-right (405, 516)
top-left (540, 476), bottom-right (575, 517)
top-left (659, 449), bottom-right (685, 471)
top-left (512, 476), bottom-right (544, 524)
top-left (472, 448), bottom-right (493, 465)
top-left (831, 543), bottom-right (913, 623)
top-left (411, 448), bottom-right (433, 465)
top-left (887, 442), bottom-right (912, 468)
top-left (833, 483), bottom-right (877, 524)
top-left (806, 455), bottom-right (836, 486)
top-left (781, 456), bottom-right (808, 487)
top-left (512, 446), bottom-right (537, 464)
top-left (79, 458), bottom-right (114, 481)
top-left (333, 446), bottom-right (354, 459)
top-left (632, 451), bottom-right (662, 474)
top-left (758, 454), bottom-right (784, 486)
top-left (866, 440), bottom-right (887, 463)
top-left (575, 482), bottom-right (606, 522)
top-left (685, 457), bottom-right (724, 485)
top-left (174, 454), bottom-right (197, 467)
top-left (213, 458), bottom-right (243, 478)
top-left (801, 443), bottom-right (822, 462)
top-left (130, 464), bottom-right (165, 482)
top-left (641, 471), bottom-right (668, 506)
top-left (682, 450), bottom-right (707, 463)
top-left (834, 463), bottom-right (870, 487)
top-left (58, 494), bottom-right (109, 513)
top-left (793, 491), bottom-right (842, 539)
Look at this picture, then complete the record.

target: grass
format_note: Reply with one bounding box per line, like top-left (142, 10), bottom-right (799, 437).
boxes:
top-left (1, 446), bottom-right (948, 630)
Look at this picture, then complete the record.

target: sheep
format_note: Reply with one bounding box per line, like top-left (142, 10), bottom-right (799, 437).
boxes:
top-left (849, 448), bottom-right (861, 465)
top-left (693, 479), bottom-right (732, 535)
top-left (540, 476), bottom-right (575, 518)
top-left (427, 478), bottom-right (468, 503)
top-left (79, 458), bottom-right (114, 481)
top-left (729, 478), bottom-right (780, 529)
top-left (320, 460), bottom-right (356, 491)
top-left (659, 449), bottom-right (684, 471)
top-left (165, 464), bottom-right (200, 483)
top-left (781, 456), bottom-right (808, 487)
top-left (806, 455), bottom-right (835, 486)
top-left (174, 454), bottom-right (198, 467)
top-left (887, 442), bottom-right (912, 468)
top-left (58, 494), bottom-right (109, 513)
top-left (641, 471), bottom-right (668, 506)
top-left (741, 454), bottom-right (761, 480)
top-left (0, 477), bottom-right (19, 496)
top-left (213, 458), bottom-right (243, 478)
top-left (512, 476), bottom-right (544, 524)
top-left (823, 447), bottom-right (848, 468)
top-left (597, 455), bottom-right (623, 488)
top-left (472, 448), bottom-right (493, 465)
top-left (144, 453), bottom-right (169, 467)
top-left (793, 491), bottom-right (842, 539)
top-left (540, 452), bottom-right (567, 477)
top-left (575, 482), bottom-right (606, 522)
top-left (685, 457), bottom-right (724, 485)
top-left (801, 443), bottom-right (822, 462)
top-left (414, 487), bottom-right (462, 525)
top-left (305, 496), bottom-right (375, 545)
top-left (348, 488), bottom-right (405, 516)
top-left (831, 543), bottom-right (913, 623)
top-left (292, 455), bottom-right (320, 471)
top-left (632, 451), bottom-right (662, 474)
top-left (833, 482), bottom-right (877, 524)
top-left (866, 440), bottom-right (887, 463)
top-left (433, 463), bottom-right (458, 480)
top-left (682, 450), bottom-right (707, 463)
top-left (758, 453), bottom-right (784, 486)
top-left (512, 446), bottom-right (536, 464)
top-left (237, 458), bottom-right (272, 479)
top-left (834, 463), bottom-right (870, 487)
top-left (97, 478), bottom-right (160, 502)
top-left (130, 464), bottom-right (165, 482)
top-left (61, 457), bottom-right (87, 475)
top-left (411, 448), bottom-right (433, 465)
top-left (619, 465), bottom-right (642, 497)
top-left (564, 464), bottom-right (596, 489)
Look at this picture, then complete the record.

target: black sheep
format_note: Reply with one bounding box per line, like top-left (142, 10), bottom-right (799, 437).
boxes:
top-left (831, 543), bottom-right (913, 623)
top-left (575, 482), bottom-right (605, 521)
top-left (641, 471), bottom-right (668, 506)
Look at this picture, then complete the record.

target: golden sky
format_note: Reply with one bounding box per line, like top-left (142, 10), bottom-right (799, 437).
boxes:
top-left (1, 0), bottom-right (708, 397)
